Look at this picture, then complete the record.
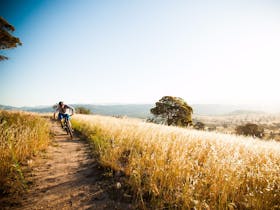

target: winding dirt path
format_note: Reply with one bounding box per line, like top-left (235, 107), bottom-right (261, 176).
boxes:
top-left (12, 121), bottom-right (135, 210)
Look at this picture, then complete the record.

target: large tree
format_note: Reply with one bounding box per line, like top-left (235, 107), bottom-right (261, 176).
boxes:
top-left (150, 96), bottom-right (193, 127)
top-left (0, 17), bottom-right (22, 61)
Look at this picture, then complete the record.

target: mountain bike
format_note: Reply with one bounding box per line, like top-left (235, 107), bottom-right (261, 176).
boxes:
top-left (63, 116), bottom-right (73, 139)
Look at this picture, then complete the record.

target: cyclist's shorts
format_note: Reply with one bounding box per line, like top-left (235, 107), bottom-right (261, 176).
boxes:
top-left (58, 113), bottom-right (70, 120)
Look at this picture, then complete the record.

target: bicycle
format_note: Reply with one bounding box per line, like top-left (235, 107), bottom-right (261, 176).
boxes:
top-left (63, 115), bottom-right (74, 139)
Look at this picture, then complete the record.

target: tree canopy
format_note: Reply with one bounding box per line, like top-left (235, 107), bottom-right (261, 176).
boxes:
top-left (150, 96), bottom-right (193, 127)
top-left (0, 17), bottom-right (22, 61)
top-left (235, 123), bottom-right (264, 138)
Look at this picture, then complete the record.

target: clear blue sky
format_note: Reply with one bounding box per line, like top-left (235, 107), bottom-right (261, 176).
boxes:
top-left (1, 0), bottom-right (280, 107)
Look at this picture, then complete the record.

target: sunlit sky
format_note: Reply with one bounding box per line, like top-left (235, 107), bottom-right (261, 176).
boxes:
top-left (1, 0), bottom-right (280, 107)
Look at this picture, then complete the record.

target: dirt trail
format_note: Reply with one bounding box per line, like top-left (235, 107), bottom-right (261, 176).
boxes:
top-left (10, 121), bottom-right (135, 210)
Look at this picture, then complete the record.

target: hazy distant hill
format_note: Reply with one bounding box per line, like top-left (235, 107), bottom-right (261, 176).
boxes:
top-left (0, 103), bottom-right (277, 118)
top-left (0, 105), bottom-right (16, 110)
top-left (74, 104), bottom-right (153, 119)
top-left (226, 110), bottom-right (265, 116)
top-left (191, 104), bottom-right (267, 116)
top-left (0, 104), bottom-right (153, 118)
top-left (0, 105), bottom-right (54, 113)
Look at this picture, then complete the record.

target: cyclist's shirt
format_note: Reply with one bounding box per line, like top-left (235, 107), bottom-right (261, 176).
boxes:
top-left (55, 104), bottom-right (75, 115)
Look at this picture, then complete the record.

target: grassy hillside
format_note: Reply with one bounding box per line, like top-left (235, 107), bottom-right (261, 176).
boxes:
top-left (72, 114), bottom-right (280, 209)
top-left (0, 111), bottom-right (50, 194)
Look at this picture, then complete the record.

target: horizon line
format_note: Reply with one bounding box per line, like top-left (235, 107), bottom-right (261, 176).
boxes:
top-left (2, 102), bottom-right (280, 108)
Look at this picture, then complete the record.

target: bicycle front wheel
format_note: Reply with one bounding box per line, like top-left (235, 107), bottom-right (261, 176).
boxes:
top-left (66, 119), bottom-right (73, 139)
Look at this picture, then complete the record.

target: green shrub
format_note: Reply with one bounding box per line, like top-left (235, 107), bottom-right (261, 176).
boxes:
top-left (235, 123), bottom-right (264, 138)
top-left (75, 106), bottom-right (91, 114)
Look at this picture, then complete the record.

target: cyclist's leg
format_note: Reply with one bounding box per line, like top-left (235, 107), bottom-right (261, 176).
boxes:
top-left (58, 113), bottom-right (64, 128)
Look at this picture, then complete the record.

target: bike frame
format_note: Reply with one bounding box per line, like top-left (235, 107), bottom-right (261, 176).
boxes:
top-left (63, 116), bottom-right (73, 139)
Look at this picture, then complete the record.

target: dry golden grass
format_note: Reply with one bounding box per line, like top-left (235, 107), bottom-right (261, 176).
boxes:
top-left (72, 114), bottom-right (280, 209)
top-left (0, 110), bottom-right (50, 194)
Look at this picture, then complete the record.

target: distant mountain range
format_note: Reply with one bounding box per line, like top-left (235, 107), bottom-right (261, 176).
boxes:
top-left (0, 104), bottom-right (153, 118)
top-left (0, 103), bottom-right (277, 118)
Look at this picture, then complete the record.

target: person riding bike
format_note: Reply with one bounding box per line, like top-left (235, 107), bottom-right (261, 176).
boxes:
top-left (53, 101), bottom-right (75, 128)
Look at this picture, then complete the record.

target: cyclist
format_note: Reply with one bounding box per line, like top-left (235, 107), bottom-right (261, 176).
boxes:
top-left (53, 101), bottom-right (75, 128)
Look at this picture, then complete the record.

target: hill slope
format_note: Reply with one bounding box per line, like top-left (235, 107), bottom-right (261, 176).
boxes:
top-left (72, 114), bottom-right (280, 209)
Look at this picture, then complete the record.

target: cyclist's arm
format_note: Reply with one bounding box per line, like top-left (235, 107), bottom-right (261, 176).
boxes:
top-left (53, 107), bottom-right (59, 119)
top-left (53, 112), bottom-right (57, 119)
top-left (65, 105), bottom-right (75, 115)
top-left (69, 106), bottom-right (75, 115)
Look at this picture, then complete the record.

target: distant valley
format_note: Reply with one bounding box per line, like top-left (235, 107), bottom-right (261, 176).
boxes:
top-left (1, 103), bottom-right (278, 118)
